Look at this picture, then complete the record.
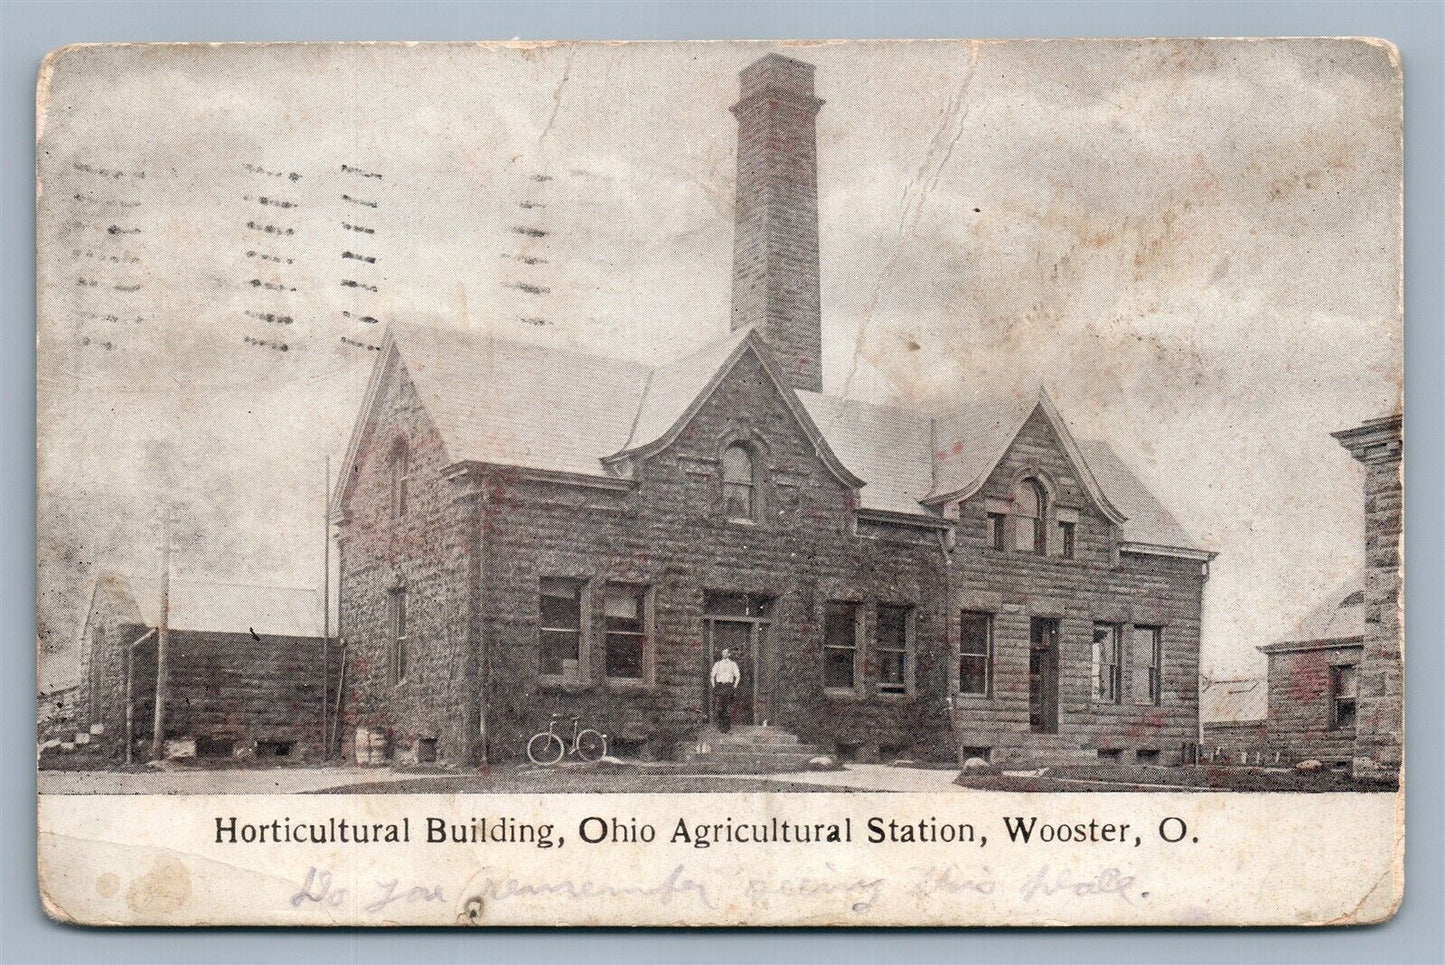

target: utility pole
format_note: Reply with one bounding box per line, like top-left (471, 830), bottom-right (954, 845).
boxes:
top-left (322, 454), bottom-right (331, 760)
top-left (149, 512), bottom-right (172, 761)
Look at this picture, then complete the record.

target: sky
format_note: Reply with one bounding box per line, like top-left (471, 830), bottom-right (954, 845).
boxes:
top-left (36, 39), bottom-right (1402, 691)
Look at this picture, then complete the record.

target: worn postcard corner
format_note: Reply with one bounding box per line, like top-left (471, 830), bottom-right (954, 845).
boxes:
top-left (36, 37), bottom-right (1403, 928)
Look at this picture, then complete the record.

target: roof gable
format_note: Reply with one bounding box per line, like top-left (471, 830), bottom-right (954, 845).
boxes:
top-left (926, 388), bottom-right (1127, 527)
top-left (330, 323), bottom-right (1202, 552)
top-left (83, 571), bottom-right (146, 633)
top-left (605, 328), bottom-right (865, 490)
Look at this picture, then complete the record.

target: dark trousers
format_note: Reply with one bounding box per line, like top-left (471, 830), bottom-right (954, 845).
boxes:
top-left (713, 682), bottom-right (735, 732)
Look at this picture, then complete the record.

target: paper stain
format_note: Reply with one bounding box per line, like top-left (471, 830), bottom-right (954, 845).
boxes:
top-left (95, 871), bottom-right (120, 898)
top-left (125, 855), bottom-right (193, 914)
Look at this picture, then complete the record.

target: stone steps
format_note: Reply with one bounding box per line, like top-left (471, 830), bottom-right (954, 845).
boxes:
top-left (683, 726), bottom-right (824, 771)
top-left (699, 725), bottom-right (801, 745)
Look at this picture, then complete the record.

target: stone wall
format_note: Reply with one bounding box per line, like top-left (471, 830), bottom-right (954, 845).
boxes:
top-left (473, 348), bottom-right (950, 763)
top-left (730, 54), bottom-right (824, 393)
top-left (1264, 642), bottom-right (1363, 765)
top-left (134, 630), bottom-right (339, 759)
top-left (338, 346), bottom-right (1207, 767)
top-left (1332, 415), bottom-right (1403, 779)
top-left (335, 353), bottom-right (482, 765)
top-left (947, 408), bottom-right (1205, 765)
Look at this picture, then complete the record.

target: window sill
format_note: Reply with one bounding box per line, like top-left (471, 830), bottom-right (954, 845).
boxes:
top-left (537, 677), bottom-right (592, 694)
top-left (875, 690), bottom-right (914, 703)
top-left (824, 687), bottom-right (863, 702)
top-left (951, 691), bottom-right (992, 702)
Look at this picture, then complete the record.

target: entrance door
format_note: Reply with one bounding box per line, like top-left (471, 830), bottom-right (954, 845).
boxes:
top-left (705, 620), bottom-right (756, 726)
top-left (703, 592), bottom-right (772, 726)
top-left (1030, 618), bottom-right (1060, 733)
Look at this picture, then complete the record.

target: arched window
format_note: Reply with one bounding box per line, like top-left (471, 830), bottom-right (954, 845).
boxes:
top-left (722, 444), bottom-right (756, 521)
top-left (389, 440), bottom-right (409, 519)
top-left (1013, 478), bottom-right (1046, 554)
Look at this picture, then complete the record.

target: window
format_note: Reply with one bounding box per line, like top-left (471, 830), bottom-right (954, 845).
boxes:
top-left (1092, 623), bottom-right (1122, 703)
top-left (1134, 625), bottom-right (1163, 705)
top-left (1059, 521), bottom-right (1076, 559)
top-left (722, 444), bottom-right (755, 521)
top-left (1013, 479), bottom-right (1046, 554)
top-left (823, 602), bottom-right (859, 690)
top-left (958, 611), bottom-right (993, 696)
top-left (540, 577), bottom-right (585, 678)
top-left (1330, 664), bottom-right (1358, 729)
top-left (986, 512), bottom-right (1007, 551)
top-left (389, 440), bottom-right (409, 518)
top-left (389, 589), bottom-right (408, 685)
top-left (876, 605), bottom-right (910, 695)
top-left (604, 583), bottom-right (648, 681)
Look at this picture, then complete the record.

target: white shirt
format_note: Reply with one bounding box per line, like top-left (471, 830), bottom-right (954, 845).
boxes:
top-left (711, 657), bottom-right (741, 686)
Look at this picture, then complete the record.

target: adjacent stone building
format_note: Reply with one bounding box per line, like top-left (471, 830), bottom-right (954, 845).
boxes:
top-left (1202, 413), bottom-right (1402, 779)
top-left (332, 53), bottom-right (1212, 767)
top-left (78, 572), bottom-right (335, 760)
top-left (1333, 414), bottom-right (1404, 779)
top-left (1256, 575), bottom-right (1366, 768)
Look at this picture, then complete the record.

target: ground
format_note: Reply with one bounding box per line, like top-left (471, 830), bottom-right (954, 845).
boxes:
top-left (953, 763), bottom-right (1398, 793)
top-left (35, 759), bottom-right (1395, 794)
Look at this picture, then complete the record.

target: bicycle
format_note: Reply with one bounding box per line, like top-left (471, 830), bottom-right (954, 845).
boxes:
top-left (526, 713), bottom-right (608, 766)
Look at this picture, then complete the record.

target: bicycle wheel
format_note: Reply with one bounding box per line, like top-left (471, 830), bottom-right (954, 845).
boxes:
top-left (527, 732), bottom-right (565, 766)
top-left (575, 729), bottom-right (607, 762)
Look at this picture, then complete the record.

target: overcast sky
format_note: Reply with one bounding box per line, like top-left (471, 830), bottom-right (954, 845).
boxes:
top-left (37, 39), bottom-right (1401, 689)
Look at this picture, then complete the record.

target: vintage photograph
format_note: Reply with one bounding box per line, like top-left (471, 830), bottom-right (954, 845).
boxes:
top-left (37, 40), bottom-right (1401, 804)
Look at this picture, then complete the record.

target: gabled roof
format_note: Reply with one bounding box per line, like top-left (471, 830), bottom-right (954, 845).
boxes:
top-left (1259, 571), bottom-right (1366, 652)
top-left (334, 322), bottom-right (1204, 553)
top-left (392, 321), bottom-right (650, 478)
top-left (604, 327), bottom-right (865, 490)
top-left (618, 326), bottom-right (754, 454)
top-left (796, 392), bottom-right (934, 516)
top-left (92, 573), bottom-right (324, 639)
top-left (925, 387), bottom-right (1127, 527)
top-left (1201, 676), bottom-right (1267, 724)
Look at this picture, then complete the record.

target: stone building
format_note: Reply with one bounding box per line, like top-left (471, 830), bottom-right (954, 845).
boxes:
top-left (1255, 574), bottom-right (1366, 768)
top-left (1202, 413), bottom-right (1402, 778)
top-left (1333, 414), bottom-right (1403, 779)
top-left (78, 572), bottom-right (335, 760)
top-left (37, 683), bottom-right (82, 746)
top-left (332, 53), bottom-right (1211, 767)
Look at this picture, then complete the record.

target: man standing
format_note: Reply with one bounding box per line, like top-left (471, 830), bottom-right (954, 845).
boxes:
top-left (710, 648), bottom-right (741, 733)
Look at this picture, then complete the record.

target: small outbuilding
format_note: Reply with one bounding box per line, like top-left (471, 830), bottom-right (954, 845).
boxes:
top-left (79, 572), bottom-right (338, 761)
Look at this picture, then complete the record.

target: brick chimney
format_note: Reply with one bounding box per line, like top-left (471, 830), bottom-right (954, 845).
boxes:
top-left (730, 53), bottom-right (825, 394)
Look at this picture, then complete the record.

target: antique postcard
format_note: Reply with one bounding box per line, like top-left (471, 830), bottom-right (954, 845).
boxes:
top-left (36, 39), bottom-right (1403, 926)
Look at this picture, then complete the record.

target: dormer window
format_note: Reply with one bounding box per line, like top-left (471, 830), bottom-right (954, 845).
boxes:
top-left (1013, 478), bottom-right (1046, 554)
top-left (389, 439), bottom-right (409, 519)
top-left (723, 444), bottom-right (756, 521)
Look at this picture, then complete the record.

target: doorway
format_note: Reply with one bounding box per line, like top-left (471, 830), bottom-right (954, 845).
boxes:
top-left (702, 592), bottom-right (772, 726)
top-left (1030, 617), bottom-right (1060, 733)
